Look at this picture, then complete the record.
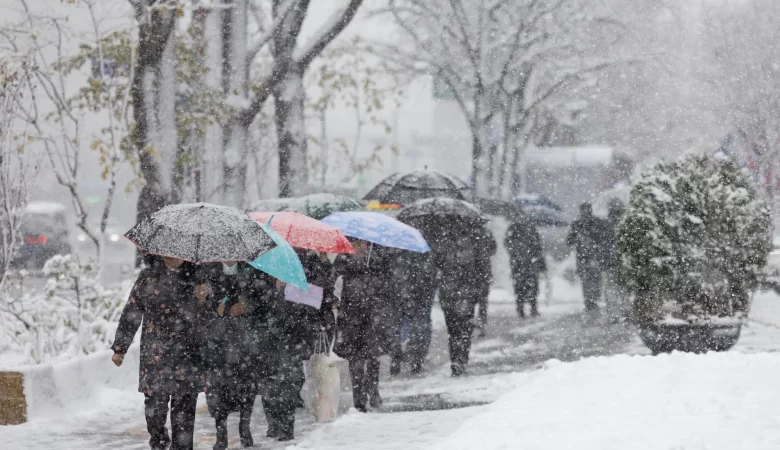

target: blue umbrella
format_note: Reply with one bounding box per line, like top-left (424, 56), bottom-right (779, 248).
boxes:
top-left (321, 211), bottom-right (430, 253)
top-left (248, 221), bottom-right (309, 291)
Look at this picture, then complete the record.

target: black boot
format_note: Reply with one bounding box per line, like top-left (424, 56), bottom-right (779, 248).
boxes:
top-left (451, 363), bottom-right (467, 377)
top-left (530, 303), bottom-right (540, 318)
top-left (410, 361), bottom-right (424, 376)
top-left (266, 419), bottom-right (279, 439)
top-left (389, 358), bottom-right (401, 377)
top-left (277, 414), bottom-right (295, 441)
top-left (214, 417), bottom-right (228, 450)
top-left (239, 409), bottom-right (254, 447)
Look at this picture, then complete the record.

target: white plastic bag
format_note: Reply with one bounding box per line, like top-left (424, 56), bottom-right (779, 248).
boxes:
top-left (308, 320), bottom-right (341, 422)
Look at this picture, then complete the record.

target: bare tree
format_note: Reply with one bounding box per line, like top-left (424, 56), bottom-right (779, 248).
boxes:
top-left (380, 0), bottom-right (630, 197)
top-left (5, 0), bottom-right (135, 274)
top-left (0, 54), bottom-right (37, 287)
top-left (701, 0), bottom-right (780, 212)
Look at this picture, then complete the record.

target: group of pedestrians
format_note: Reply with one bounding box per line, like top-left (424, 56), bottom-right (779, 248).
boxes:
top-left (110, 199), bottom-right (627, 450)
top-left (111, 253), bottom-right (328, 450)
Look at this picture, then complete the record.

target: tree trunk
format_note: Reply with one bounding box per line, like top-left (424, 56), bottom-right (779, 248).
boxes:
top-left (132, 9), bottom-right (175, 266)
top-left (221, 0), bottom-right (250, 208)
top-left (274, 65), bottom-right (309, 197)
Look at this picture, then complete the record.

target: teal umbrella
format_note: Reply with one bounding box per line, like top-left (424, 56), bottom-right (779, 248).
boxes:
top-left (248, 220), bottom-right (309, 291)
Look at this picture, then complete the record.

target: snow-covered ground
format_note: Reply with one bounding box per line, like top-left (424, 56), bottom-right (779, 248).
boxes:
top-left (4, 283), bottom-right (780, 449)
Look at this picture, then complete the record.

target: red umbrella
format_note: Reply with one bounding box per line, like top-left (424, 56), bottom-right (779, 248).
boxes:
top-left (248, 211), bottom-right (355, 254)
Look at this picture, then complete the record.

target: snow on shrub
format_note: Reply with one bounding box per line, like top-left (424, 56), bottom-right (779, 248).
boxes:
top-left (615, 154), bottom-right (772, 323)
top-left (0, 255), bottom-right (130, 364)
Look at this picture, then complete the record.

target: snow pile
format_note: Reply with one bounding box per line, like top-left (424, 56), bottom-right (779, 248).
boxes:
top-left (432, 352), bottom-right (780, 450)
top-left (21, 347), bottom-right (139, 420)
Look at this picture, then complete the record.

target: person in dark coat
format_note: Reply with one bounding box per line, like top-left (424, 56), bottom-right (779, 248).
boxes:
top-left (197, 262), bottom-right (263, 450)
top-left (505, 217), bottom-right (547, 318)
top-left (473, 226), bottom-right (497, 335)
top-left (111, 255), bottom-right (202, 450)
top-left (299, 250), bottom-right (338, 343)
top-left (260, 270), bottom-right (320, 441)
top-left (434, 220), bottom-right (488, 377)
top-left (333, 239), bottom-right (393, 411)
top-left (566, 203), bottom-right (610, 312)
top-left (389, 249), bottom-right (438, 375)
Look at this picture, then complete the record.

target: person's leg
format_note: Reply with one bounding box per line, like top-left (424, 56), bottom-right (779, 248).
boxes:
top-left (213, 414), bottom-right (228, 450)
top-left (144, 393), bottom-right (171, 450)
top-left (366, 357), bottom-right (382, 408)
top-left (348, 358), bottom-right (368, 412)
top-left (239, 395), bottom-right (255, 447)
top-left (512, 275), bottom-right (526, 318)
top-left (439, 295), bottom-right (460, 368)
top-left (528, 276), bottom-right (540, 317)
top-left (389, 305), bottom-right (405, 376)
top-left (277, 357), bottom-right (305, 441)
top-left (581, 269), bottom-right (599, 311)
top-left (262, 396), bottom-right (279, 438)
top-left (170, 392), bottom-right (198, 450)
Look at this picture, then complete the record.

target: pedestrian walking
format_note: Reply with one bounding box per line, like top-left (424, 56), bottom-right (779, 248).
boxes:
top-left (505, 217), bottom-right (547, 318)
top-left (566, 203), bottom-right (610, 312)
top-left (197, 262), bottom-right (263, 450)
top-left (389, 250), bottom-right (438, 376)
top-left (333, 240), bottom-right (393, 412)
top-left (259, 272), bottom-right (319, 441)
top-left (435, 222), bottom-right (490, 377)
top-left (111, 255), bottom-right (203, 450)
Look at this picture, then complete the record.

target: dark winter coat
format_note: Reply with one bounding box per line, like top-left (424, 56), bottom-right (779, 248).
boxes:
top-left (196, 263), bottom-right (266, 415)
top-left (566, 215), bottom-right (610, 273)
top-left (505, 220), bottom-right (547, 277)
top-left (112, 264), bottom-right (202, 395)
top-left (332, 250), bottom-right (394, 359)
top-left (472, 226), bottom-right (497, 287)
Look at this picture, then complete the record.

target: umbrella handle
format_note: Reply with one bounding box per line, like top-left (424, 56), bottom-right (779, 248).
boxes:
top-left (367, 242), bottom-right (374, 268)
top-left (266, 215), bottom-right (275, 225)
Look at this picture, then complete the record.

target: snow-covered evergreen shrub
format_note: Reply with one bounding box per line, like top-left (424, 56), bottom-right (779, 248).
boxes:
top-left (615, 154), bottom-right (772, 323)
top-left (0, 255), bottom-right (130, 364)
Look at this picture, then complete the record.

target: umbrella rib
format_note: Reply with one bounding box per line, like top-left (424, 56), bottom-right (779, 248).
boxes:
top-left (195, 233), bottom-right (201, 263)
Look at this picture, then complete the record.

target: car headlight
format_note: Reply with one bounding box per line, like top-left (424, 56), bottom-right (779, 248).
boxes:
top-left (109, 233), bottom-right (120, 242)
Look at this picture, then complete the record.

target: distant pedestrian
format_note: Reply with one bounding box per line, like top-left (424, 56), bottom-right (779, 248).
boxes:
top-left (505, 217), bottom-right (547, 318)
top-left (111, 255), bottom-right (202, 450)
top-left (333, 240), bottom-right (393, 411)
top-left (566, 203), bottom-right (610, 312)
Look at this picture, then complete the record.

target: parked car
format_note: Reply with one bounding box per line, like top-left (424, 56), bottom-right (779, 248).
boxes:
top-left (13, 202), bottom-right (71, 270)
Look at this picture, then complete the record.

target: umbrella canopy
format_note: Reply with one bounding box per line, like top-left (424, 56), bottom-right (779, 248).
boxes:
top-left (248, 221), bottom-right (309, 290)
top-left (398, 197), bottom-right (486, 223)
top-left (249, 193), bottom-right (362, 220)
top-left (125, 203), bottom-right (273, 263)
top-left (362, 170), bottom-right (472, 205)
top-left (321, 211), bottom-right (430, 253)
top-left (248, 211), bottom-right (355, 254)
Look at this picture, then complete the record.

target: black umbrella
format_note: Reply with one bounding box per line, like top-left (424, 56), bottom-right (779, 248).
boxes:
top-left (398, 197), bottom-right (486, 223)
top-left (125, 203), bottom-right (274, 263)
top-left (363, 170), bottom-right (472, 205)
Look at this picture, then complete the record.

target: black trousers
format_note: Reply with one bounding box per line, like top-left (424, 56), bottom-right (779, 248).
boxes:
top-left (512, 274), bottom-right (539, 316)
top-left (580, 268), bottom-right (603, 311)
top-left (390, 291), bottom-right (435, 369)
top-left (439, 294), bottom-right (475, 366)
top-left (262, 354), bottom-right (305, 439)
top-left (144, 392), bottom-right (198, 450)
top-left (348, 357), bottom-right (380, 409)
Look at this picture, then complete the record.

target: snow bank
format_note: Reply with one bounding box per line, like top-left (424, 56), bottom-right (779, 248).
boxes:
top-left (18, 347), bottom-right (139, 420)
top-left (432, 352), bottom-right (780, 450)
